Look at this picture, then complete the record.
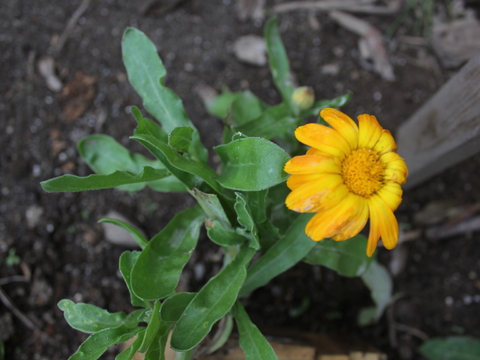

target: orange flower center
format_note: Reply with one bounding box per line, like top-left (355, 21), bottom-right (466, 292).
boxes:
top-left (342, 149), bottom-right (384, 198)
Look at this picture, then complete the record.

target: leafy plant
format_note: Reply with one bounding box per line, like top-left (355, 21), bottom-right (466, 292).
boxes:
top-left (41, 18), bottom-right (389, 360)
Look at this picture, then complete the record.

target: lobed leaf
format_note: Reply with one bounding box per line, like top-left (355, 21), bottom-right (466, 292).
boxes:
top-left (168, 126), bottom-right (194, 153)
top-left (232, 302), bottom-right (279, 360)
top-left (265, 18), bottom-right (297, 116)
top-left (58, 299), bottom-right (145, 334)
top-left (303, 235), bottom-right (373, 277)
top-left (122, 28), bottom-right (207, 162)
top-left (170, 245), bottom-right (255, 351)
top-left (240, 214), bottom-right (316, 296)
top-left (131, 206), bottom-right (205, 301)
top-left (41, 166), bottom-right (169, 193)
top-left (206, 220), bottom-right (248, 247)
top-left (214, 137), bottom-right (290, 191)
top-left (68, 325), bottom-right (143, 360)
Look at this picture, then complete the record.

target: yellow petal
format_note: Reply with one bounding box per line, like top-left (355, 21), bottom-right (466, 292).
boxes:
top-left (368, 195), bottom-right (399, 254)
top-left (373, 129), bottom-right (397, 155)
top-left (286, 174), bottom-right (347, 213)
top-left (357, 114), bottom-right (383, 149)
top-left (381, 152), bottom-right (408, 184)
top-left (295, 123), bottom-right (351, 159)
top-left (377, 182), bottom-right (402, 211)
top-left (305, 193), bottom-right (362, 240)
top-left (286, 173), bottom-right (324, 190)
top-left (320, 108), bottom-right (359, 150)
top-left (284, 154), bottom-right (341, 175)
top-left (332, 196), bottom-right (369, 241)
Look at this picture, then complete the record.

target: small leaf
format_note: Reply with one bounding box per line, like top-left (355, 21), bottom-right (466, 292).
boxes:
top-left (169, 126), bottom-right (193, 153)
top-left (161, 292), bottom-right (196, 323)
top-left (171, 245), bottom-right (255, 351)
top-left (246, 190), bottom-right (268, 224)
top-left (116, 330), bottom-right (146, 360)
top-left (119, 251), bottom-right (151, 308)
top-left (78, 134), bottom-right (183, 192)
top-left (206, 220), bottom-right (248, 247)
top-left (234, 193), bottom-right (260, 249)
top-left (303, 235), bottom-right (374, 277)
top-left (205, 88), bottom-right (242, 119)
top-left (265, 18), bottom-right (297, 115)
top-left (230, 91), bottom-right (267, 126)
top-left (240, 214), bottom-right (316, 296)
top-left (234, 104), bottom-right (298, 140)
top-left (358, 260), bottom-right (392, 326)
top-left (214, 137), bottom-right (290, 191)
top-left (131, 206), bottom-right (205, 301)
top-left (99, 219), bottom-right (148, 249)
top-left (139, 301), bottom-right (164, 353)
top-left (122, 28), bottom-right (207, 162)
top-left (58, 299), bottom-right (144, 334)
top-left (232, 302), bottom-right (279, 360)
top-left (69, 325), bottom-right (143, 360)
top-left (190, 188), bottom-right (233, 230)
top-left (420, 336), bottom-right (480, 360)
top-left (41, 166), bottom-right (170, 193)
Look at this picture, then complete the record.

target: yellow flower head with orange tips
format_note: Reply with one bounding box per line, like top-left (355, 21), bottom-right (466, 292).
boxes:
top-left (284, 108), bottom-right (408, 256)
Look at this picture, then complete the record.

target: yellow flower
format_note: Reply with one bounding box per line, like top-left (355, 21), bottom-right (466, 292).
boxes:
top-left (284, 108), bottom-right (408, 256)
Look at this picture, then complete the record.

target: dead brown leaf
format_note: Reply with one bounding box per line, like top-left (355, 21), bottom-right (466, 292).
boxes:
top-left (61, 71), bottom-right (97, 123)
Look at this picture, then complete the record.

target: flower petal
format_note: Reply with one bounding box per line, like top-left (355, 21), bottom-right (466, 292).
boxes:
top-left (368, 195), bottom-right (399, 256)
top-left (332, 196), bottom-right (369, 241)
top-left (381, 152), bottom-right (408, 184)
top-left (377, 182), bottom-right (402, 211)
top-left (320, 108), bottom-right (359, 150)
top-left (295, 123), bottom-right (351, 159)
top-left (286, 174), bottom-right (347, 213)
top-left (286, 173), bottom-right (324, 190)
top-left (284, 154), bottom-right (341, 175)
top-left (305, 193), bottom-right (363, 240)
top-left (357, 114), bottom-right (383, 149)
top-left (373, 129), bottom-right (397, 155)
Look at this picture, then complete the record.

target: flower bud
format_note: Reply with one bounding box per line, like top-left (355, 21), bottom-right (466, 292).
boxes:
top-left (292, 86), bottom-right (314, 110)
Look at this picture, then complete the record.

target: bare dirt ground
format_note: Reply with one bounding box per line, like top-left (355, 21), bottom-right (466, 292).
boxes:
top-left (1, 1), bottom-right (480, 359)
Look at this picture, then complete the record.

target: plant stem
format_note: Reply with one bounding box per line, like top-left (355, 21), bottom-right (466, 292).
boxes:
top-left (174, 348), bottom-right (194, 360)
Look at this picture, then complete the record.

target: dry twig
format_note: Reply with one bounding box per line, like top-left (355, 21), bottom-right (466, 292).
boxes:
top-left (273, 0), bottom-right (401, 15)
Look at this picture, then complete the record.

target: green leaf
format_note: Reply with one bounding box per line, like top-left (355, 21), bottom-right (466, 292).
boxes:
top-left (119, 251), bottom-right (151, 308)
top-left (234, 104), bottom-right (298, 140)
top-left (168, 126), bottom-right (193, 153)
top-left (131, 206), bottom-right (205, 301)
top-left (68, 325), bottom-right (143, 360)
top-left (204, 88), bottom-right (241, 119)
top-left (206, 220), bottom-right (248, 247)
top-left (122, 28), bottom-right (207, 163)
top-left (358, 260), bottom-right (392, 326)
top-left (144, 326), bottom-right (169, 360)
top-left (189, 188), bottom-right (233, 230)
top-left (161, 292), bottom-right (197, 323)
top-left (301, 92), bottom-right (353, 118)
top-left (230, 91), bottom-right (267, 126)
top-left (132, 132), bottom-right (224, 196)
top-left (99, 218), bottom-right (148, 249)
top-left (232, 302), bottom-right (278, 360)
top-left (171, 245), bottom-right (255, 351)
top-left (240, 214), bottom-right (316, 296)
top-left (234, 193), bottom-right (260, 250)
top-left (303, 235), bottom-right (374, 277)
top-left (420, 336), bottom-right (480, 360)
top-left (265, 18), bottom-right (297, 115)
top-left (139, 301), bottom-right (164, 353)
top-left (246, 190), bottom-right (268, 224)
top-left (41, 166), bottom-right (170, 193)
top-left (214, 137), bottom-right (290, 191)
top-left (78, 134), bottom-right (184, 192)
top-left (116, 329), bottom-right (146, 360)
top-left (58, 299), bottom-right (145, 334)
top-left (131, 109), bottom-right (197, 189)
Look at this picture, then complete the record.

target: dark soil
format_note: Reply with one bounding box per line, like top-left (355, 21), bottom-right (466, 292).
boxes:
top-left (1, 1), bottom-right (480, 359)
